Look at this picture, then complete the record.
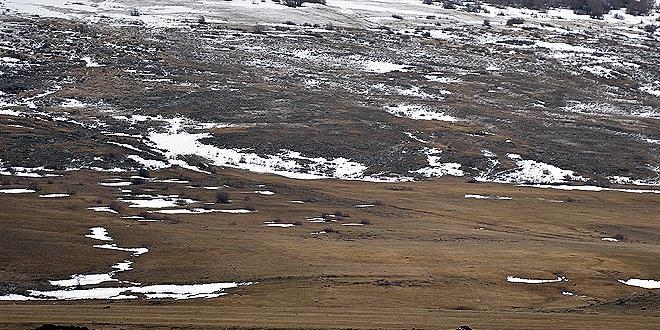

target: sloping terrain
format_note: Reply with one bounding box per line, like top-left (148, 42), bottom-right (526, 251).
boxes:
top-left (1, 0), bottom-right (660, 329)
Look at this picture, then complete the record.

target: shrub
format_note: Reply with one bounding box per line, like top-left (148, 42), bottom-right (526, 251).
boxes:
top-left (284, 20), bottom-right (296, 25)
top-left (506, 18), bottom-right (525, 26)
top-left (131, 177), bottom-right (147, 185)
top-left (334, 211), bottom-right (349, 218)
top-left (322, 227), bottom-right (336, 233)
top-left (27, 181), bottom-right (41, 192)
top-left (129, 8), bottom-right (140, 16)
top-left (138, 168), bottom-right (150, 178)
top-left (392, 14), bottom-right (404, 19)
top-left (360, 219), bottom-right (371, 225)
top-left (644, 24), bottom-right (657, 33)
top-left (109, 201), bottom-right (126, 213)
top-left (293, 220), bottom-right (303, 226)
top-left (283, 0), bottom-right (303, 7)
top-left (626, 0), bottom-right (653, 15)
top-left (613, 233), bottom-right (625, 241)
top-left (197, 15), bottom-right (206, 24)
top-left (216, 191), bottom-right (230, 204)
top-left (252, 25), bottom-right (267, 34)
top-left (465, 3), bottom-right (483, 12)
top-left (483, 19), bottom-right (491, 27)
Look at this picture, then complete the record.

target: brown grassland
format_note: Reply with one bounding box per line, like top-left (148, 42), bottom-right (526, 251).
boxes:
top-left (1, 167), bottom-right (660, 329)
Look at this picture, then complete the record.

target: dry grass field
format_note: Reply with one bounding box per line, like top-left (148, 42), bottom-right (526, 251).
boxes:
top-left (1, 167), bottom-right (660, 329)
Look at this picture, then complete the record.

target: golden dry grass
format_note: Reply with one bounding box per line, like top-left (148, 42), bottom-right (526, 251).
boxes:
top-left (1, 168), bottom-right (660, 329)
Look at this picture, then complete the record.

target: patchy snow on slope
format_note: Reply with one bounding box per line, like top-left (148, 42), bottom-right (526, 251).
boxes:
top-left (120, 196), bottom-right (197, 208)
top-left (94, 243), bottom-right (149, 256)
top-left (60, 99), bottom-right (87, 108)
top-left (100, 181), bottom-right (132, 187)
top-left (618, 278), bottom-right (660, 289)
top-left (50, 273), bottom-right (118, 287)
top-left (485, 154), bottom-right (584, 184)
top-left (81, 56), bottom-right (104, 67)
top-left (412, 148), bottom-right (464, 178)
top-left (147, 120), bottom-right (370, 181)
top-left (640, 82), bottom-right (660, 97)
top-left (16, 281), bottom-right (249, 300)
top-left (85, 227), bottom-right (113, 241)
top-left (385, 105), bottom-right (459, 122)
top-left (361, 60), bottom-right (410, 73)
top-left (126, 155), bottom-right (169, 169)
top-left (581, 65), bottom-right (616, 79)
top-left (87, 206), bottom-right (118, 214)
top-left (254, 190), bottom-right (275, 195)
top-left (608, 175), bottom-right (660, 186)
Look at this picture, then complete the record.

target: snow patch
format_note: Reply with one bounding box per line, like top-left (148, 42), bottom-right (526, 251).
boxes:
top-left (85, 227), bottom-right (113, 241)
top-left (507, 276), bottom-right (567, 284)
top-left (385, 104), bottom-right (459, 122)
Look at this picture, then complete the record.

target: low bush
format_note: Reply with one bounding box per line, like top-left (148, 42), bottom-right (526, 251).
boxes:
top-left (216, 191), bottom-right (230, 204)
top-left (506, 18), bottom-right (525, 26)
top-left (109, 200), bottom-right (126, 213)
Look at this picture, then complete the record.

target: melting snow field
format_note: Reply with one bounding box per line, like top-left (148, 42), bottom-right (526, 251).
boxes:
top-left (85, 227), bottom-right (113, 241)
top-left (121, 196), bottom-right (197, 208)
top-left (147, 119), bottom-right (373, 180)
top-left (94, 243), bottom-right (149, 256)
top-left (413, 148), bottom-right (464, 178)
top-left (362, 60), bottom-right (410, 73)
top-left (618, 279), bottom-right (660, 289)
top-left (0, 226), bottom-right (251, 301)
top-left (507, 276), bottom-right (567, 284)
top-left (3, 282), bottom-right (250, 301)
top-left (488, 154), bottom-right (584, 184)
top-left (384, 105), bottom-right (459, 122)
